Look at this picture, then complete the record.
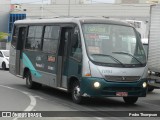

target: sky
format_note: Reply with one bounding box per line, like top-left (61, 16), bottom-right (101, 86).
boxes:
top-left (11, 0), bottom-right (115, 4)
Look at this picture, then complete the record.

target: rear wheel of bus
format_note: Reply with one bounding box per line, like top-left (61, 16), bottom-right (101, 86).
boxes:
top-left (26, 71), bottom-right (42, 89)
top-left (123, 97), bottom-right (138, 104)
top-left (72, 81), bottom-right (83, 104)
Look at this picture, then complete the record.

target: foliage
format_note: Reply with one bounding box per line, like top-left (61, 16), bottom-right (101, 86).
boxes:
top-left (0, 32), bottom-right (9, 40)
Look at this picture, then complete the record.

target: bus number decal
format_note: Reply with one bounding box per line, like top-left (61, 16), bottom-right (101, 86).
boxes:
top-left (47, 55), bottom-right (55, 62)
top-left (101, 70), bottom-right (112, 74)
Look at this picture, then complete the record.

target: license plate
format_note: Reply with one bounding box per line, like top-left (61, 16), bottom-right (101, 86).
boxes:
top-left (116, 92), bottom-right (128, 97)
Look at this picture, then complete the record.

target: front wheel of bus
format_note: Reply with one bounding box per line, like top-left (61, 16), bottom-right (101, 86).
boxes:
top-left (72, 81), bottom-right (83, 104)
top-left (123, 97), bottom-right (138, 104)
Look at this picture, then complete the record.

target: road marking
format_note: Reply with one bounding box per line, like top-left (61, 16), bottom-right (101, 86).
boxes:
top-left (0, 85), bottom-right (37, 120)
top-left (95, 117), bottom-right (103, 120)
top-left (34, 95), bottom-right (47, 100)
top-left (22, 91), bottom-right (37, 111)
top-left (138, 100), bottom-right (160, 110)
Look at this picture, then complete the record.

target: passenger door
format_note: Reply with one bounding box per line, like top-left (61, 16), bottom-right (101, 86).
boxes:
top-left (57, 27), bottom-right (73, 88)
top-left (9, 26), bottom-right (27, 76)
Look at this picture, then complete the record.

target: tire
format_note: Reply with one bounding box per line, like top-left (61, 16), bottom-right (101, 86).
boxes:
top-left (72, 81), bottom-right (83, 104)
top-left (26, 71), bottom-right (42, 89)
top-left (148, 87), bottom-right (154, 92)
top-left (2, 62), bottom-right (6, 70)
top-left (123, 97), bottom-right (138, 104)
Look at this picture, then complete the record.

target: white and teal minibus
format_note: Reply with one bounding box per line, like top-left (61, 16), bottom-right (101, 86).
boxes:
top-left (9, 17), bottom-right (148, 104)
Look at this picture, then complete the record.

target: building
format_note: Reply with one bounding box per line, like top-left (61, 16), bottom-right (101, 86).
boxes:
top-left (0, 0), bottom-right (10, 33)
top-left (21, 3), bottom-right (151, 20)
top-left (0, 0), bottom-right (11, 49)
top-left (53, 0), bottom-right (160, 4)
top-left (50, 0), bottom-right (84, 4)
top-left (116, 0), bottom-right (160, 3)
top-left (9, 4), bottom-right (26, 39)
top-left (0, 2), bottom-right (26, 49)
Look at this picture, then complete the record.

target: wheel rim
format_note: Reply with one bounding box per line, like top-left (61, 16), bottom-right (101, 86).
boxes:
top-left (73, 85), bottom-right (81, 100)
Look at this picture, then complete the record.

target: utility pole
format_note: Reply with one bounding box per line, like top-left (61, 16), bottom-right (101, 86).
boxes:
top-left (68, 0), bottom-right (70, 16)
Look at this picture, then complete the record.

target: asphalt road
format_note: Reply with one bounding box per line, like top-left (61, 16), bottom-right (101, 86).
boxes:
top-left (0, 70), bottom-right (160, 120)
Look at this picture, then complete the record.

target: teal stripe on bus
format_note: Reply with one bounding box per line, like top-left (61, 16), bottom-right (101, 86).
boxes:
top-left (22, 53), bottom-right (42, 78)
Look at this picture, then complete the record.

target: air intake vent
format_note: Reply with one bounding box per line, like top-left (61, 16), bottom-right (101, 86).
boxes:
top-left (104, 76), bottom-right (140, 82)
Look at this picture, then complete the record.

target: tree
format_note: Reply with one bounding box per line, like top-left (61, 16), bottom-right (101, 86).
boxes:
top-left (0, 32), bottom-right (9, 41)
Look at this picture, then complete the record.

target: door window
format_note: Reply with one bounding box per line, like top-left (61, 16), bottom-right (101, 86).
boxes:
top-left (11, 26), bottom-right (18, 48)
top-left (43, 26), bottom-right (60, 54)
top-left (70, 27), bottom-right (82, 61)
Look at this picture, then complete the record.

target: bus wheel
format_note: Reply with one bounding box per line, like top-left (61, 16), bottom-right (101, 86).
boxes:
top-left (72, 81), bottom-right (83, 104)
top-left (148, 87), bottom-right (154, 92)
top-left (26, 71), bottom-right (41, 89)
top-left (2, 63), bottom-right (6, 70)
top-left (123, 97), bottom-right (138, 104)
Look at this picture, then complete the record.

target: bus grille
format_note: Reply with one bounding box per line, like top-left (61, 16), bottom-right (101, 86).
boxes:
top-left (104, 76), bottom-right (140, 82)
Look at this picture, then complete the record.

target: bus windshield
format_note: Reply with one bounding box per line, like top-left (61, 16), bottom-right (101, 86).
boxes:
top-left (82, 24), bottom-right (146, 67)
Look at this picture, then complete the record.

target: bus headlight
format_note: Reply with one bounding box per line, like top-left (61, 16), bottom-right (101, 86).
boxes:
top-left (94, 82), bottom-right (100, 88)
top-left (142, 82), bottom-right (147, 88)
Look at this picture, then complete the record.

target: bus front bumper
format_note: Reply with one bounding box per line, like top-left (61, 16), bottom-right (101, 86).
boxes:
top-left (80, 77), bottom-right (147, 97)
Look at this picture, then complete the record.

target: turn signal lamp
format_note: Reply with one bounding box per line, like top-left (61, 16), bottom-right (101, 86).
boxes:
top-left (85, 73), bottom-right (91, 77)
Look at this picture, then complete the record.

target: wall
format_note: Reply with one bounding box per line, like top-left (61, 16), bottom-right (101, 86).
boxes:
top-left (0, 0), bottom-right (10, 33)
top-left (21, 3), bottom-right (151, 21)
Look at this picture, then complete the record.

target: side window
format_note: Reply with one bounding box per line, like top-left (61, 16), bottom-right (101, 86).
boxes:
top-left (17, 27), bottom-right (27, 50)
top-left (11, 26), bottom-right (18, 48)
top-left (70, 27), bottom-right (82, 61)
top-left (25, 26), bottom-right (43, 50)
top-left (0, 52), bottom-right (3, 57)
top-left (42, 26), bottom-right (60, 53)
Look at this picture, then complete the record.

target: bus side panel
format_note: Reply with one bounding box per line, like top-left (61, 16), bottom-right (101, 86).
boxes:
top-left (33, 71), bottom-right (56, 87)
top-left (22, 50), bottom-right (57, 86)
top-left (9, 46), bottom-right (16, 75)
top-left (67, 58), bottom-right (82, 79)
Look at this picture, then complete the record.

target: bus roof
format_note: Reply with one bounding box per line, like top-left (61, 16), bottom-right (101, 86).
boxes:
top-left (14, 17), bottom-right (131, 26)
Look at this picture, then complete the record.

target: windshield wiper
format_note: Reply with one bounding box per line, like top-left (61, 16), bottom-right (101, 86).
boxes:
top-left (112, 51), bottom-right (143, 65)
top-left (91, 54), bottom-right (125, 67)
